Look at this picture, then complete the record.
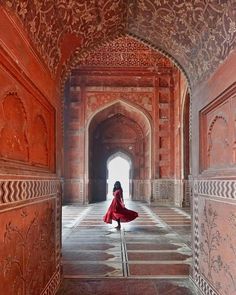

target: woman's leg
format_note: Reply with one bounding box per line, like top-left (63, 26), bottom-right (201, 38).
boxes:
top-left (115, 219), bottom-right (121, 229)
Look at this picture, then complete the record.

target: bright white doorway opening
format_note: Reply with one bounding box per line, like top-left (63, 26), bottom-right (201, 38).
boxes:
top-left (107, 153), bottom-right (131, 200)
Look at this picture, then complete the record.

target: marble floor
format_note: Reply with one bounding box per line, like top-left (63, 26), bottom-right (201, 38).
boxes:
top-left (57, 201), bottom-right (199, 294)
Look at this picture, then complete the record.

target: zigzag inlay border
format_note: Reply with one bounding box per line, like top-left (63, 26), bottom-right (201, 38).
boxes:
top-left (0, 179), bottom-right (60, 204)
top-left (193, 188), bottom-right (199, 276)
top-left (195, 273), bottom-right (219, 295)
top-left (41, 268), bottom-right (61, 295)
top-left (194, 180), bottom-right (236, 199)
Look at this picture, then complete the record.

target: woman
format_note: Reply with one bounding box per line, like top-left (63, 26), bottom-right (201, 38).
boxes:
top-left (103, 181), bottom-right (138, 229)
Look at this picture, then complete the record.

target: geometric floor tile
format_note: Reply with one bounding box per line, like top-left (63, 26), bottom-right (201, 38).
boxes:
top-left (57, 201), bottom-right (197, 294)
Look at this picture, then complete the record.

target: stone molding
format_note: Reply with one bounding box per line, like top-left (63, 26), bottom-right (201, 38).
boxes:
top-left (193, 179), bottom-right (236, 200)
top-left (0, 179), bottom-right (61, 204)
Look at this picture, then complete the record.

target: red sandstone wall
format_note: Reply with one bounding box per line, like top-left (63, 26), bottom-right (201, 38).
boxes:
top-left (0, 7), bottom-right (61, 295)
top-left (192, 50), bottom-right (236, 294)
top-left (64, 69), bottom-right (179, 203)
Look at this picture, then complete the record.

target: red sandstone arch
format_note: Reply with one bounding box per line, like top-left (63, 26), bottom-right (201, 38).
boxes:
top-left (85, 99), bottom-right (153, 203)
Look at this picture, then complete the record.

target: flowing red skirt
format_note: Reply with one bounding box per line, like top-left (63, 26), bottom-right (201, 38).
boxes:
top-left (103, 195), bottom-right (138, 224)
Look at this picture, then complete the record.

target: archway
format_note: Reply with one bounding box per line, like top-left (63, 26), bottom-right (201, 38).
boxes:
top-left (86, 99), bottom-right (152, 203)
top-left (106, 151), bottom-right (132, 200)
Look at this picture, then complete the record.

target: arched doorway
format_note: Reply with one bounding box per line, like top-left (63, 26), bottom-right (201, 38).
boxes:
top-left (106, 151), bottom-right (132, 200)
top-left (86, 99), bottom-right (152, 204)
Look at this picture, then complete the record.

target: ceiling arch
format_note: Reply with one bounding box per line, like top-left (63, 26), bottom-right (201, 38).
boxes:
top-left (3, 1), bottom-right (236, 88)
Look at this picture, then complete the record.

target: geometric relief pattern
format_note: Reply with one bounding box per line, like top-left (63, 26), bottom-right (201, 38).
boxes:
top-left (152, 179), bottom-right (175, 205)
top-left (79, 36), bottom-right (173, 68)
top-left (194, 180), bottom-right (236, 200)
top-left (0, 179), bottom-right (61, 204)
top-left (193, 187), bottom-right (199, 275)
top-left (41, 269), bottom-right (61, 295)
top-left (194, 273), bottom-right (218, 295)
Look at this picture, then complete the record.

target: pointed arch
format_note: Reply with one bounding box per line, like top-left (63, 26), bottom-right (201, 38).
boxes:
top-left (85, 98), bottom-right (153, 203)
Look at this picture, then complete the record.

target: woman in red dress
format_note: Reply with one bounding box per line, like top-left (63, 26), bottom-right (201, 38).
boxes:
top-left (103, 181), bottom-right (138, 229)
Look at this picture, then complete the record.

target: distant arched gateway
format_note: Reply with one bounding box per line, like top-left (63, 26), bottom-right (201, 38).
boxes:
top-left (85, 99), bottom-right (152, 203)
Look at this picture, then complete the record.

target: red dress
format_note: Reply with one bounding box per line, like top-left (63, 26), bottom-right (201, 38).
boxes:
top-left (103, 189), bottom-right (138, 224)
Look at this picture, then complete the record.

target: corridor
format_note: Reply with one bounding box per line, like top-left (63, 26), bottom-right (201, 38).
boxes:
top-left (57, 201), bottom-right (198, 294)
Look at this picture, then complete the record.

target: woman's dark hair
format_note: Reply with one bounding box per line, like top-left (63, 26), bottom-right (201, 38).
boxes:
top-left (113, 181), bottom-right (122, 192)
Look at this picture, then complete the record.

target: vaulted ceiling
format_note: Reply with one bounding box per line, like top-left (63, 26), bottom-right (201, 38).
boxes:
top-left (2, 0), bottom-right (236, 87)
top-left (78, 35), bottom-right (173, 69)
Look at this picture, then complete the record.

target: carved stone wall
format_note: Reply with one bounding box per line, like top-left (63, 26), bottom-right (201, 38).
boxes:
top-left (3, 1), bottom-right (236, 88)
top-left (200, 90), bottom-right (236, 173)
top-left (0, 179), bottom-right (61, 295)
top-left (193, 180), bottom-right (236, 295)
top-left (133, 180), bottom-right (152, 203)
top-left (86, 91), bottom-right (153, 117)
top-left (192, 52), bottom-right (236, 295)
top-left (0, 8), bottom-right (61, 295)
top-left (152, 179), bottom-right (175, 206)
top-left (64, 36), bottom-right (180, 204)
top-left (0, 90), bottom-right (55, 172)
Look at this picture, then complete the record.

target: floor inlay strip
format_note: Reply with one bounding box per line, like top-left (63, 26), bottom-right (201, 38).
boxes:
top-left (58, 201), bottom-right (196, 294)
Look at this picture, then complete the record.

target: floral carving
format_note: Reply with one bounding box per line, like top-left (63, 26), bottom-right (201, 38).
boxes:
top-left (199, 198), bottom-right (236, 295)
top-left (2, 0), bottom-right (126, 75)
top-left (220, 213), bottom-right (236, 293)
top-left (200, 203), bottom-right (221, 281)
top-left (2, 1), bottom-right (236, 86)
top-left (127, 0), bottom-right (236, 86)
top-left (0, 202), bottom-right (56, 295)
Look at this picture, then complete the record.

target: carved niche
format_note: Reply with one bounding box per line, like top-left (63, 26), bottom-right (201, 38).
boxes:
top-left (200, 85), bottom-right (236, 172)
top-left (0, 93), bottom-right (29, 162)
top-left (207, 115), bottom-right (230, 168)
top-left (30, 115), bottom-right (48, 166)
